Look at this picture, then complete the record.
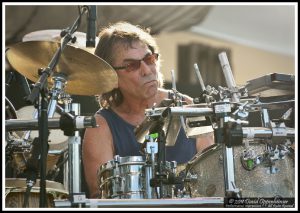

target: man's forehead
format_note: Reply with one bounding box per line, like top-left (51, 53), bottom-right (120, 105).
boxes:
top-left (113, 40), bottom-right (147, 51)
top-left (112, 42), bottom-right (150, 60)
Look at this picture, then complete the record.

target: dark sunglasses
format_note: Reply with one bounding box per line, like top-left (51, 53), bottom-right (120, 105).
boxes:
top-left (113, 53), bottom-right (159, 72)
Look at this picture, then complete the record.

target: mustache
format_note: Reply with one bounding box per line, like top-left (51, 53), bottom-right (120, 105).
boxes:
top-left (143, 77), bottom-right (158, 85)
top-left (142, 73), bottom-right (158, 84)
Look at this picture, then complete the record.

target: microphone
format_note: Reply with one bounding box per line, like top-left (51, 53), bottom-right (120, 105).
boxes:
top-left (218, 52), bottom-right (240, 102)
top-left (86, 5), bottom-right (97, 48)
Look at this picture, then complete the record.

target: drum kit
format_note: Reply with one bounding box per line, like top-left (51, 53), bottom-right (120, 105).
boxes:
top-left (4, 25), bottom-right (118, 207)
top-left (4, 17), bottom-right (296, 209)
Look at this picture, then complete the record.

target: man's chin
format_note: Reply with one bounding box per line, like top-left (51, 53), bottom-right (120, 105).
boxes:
top-left (146, 84), bottom-right (158, 97)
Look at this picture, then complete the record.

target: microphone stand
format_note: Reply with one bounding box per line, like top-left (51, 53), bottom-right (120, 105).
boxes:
top-left (24, 7), bottom-right (87, 207)
top-left (217, 52), bottom-right (241, 198)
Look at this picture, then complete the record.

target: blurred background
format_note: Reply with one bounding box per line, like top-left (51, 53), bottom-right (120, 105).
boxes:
top-left (4, 3), bottom-right (296, 115)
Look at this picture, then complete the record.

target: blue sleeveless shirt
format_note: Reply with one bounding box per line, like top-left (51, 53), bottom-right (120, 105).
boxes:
top-left (98, 109), bottom-right (196, 164)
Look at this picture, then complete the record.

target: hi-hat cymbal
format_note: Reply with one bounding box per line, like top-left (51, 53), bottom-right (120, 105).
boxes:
top-left (22, 30), bottom-right (99, 54)
top-left (6, 41), bottom-right (118, 96)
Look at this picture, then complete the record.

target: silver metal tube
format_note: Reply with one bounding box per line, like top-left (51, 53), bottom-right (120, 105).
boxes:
top-left (171, 69), bottom-right (176, 90)
top-left (144, 165), bottom-right (153, 199)
top-left (261, 108), bottom-right (270, 127)
top-left (5, 116), bottom-right (95, 131)
top-left (218, 52), bottom-right (237, 89)
top-left (63, 151), bottom-right (69, 193)
top-left (223, 146), bottom-right (236, 193)
top-left (242, 127), bottom-right (295, 139)
top-left (48, 99), bottom-right (58, 119)
top-left (243, 127), bottom-right (272, 138)
top-left (68, 103), bottom-right (82, 195)
top-left (194, 63), bottom-right (206, 91)
top-left (6, 118), bottom-right (61, 131)
top-left (218, 52), bottom-right (239, 102)
top-left (163, 107), bottom-right (213, 117)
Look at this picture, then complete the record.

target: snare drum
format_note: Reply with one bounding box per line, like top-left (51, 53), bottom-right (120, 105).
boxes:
top-left (5, 178), bottom-right (68, 208)
top-left (98, 156), bottom-right (146, 199)
top-left (97, 156), bottom-right (178, 199)
top-left (185, 143), bottom-right (295, 198)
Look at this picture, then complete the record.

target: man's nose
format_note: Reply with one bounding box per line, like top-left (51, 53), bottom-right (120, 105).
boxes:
top-left (140, 61), bottom-right (153, 76)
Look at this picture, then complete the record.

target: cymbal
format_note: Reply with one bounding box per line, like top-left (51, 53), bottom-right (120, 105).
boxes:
top-left (6, 41), bottom-right (118, 96)
top-left (135, 116), bottom-right (181, 147)
top-left (135, 100), bottom-right (181, 146)
top-left (22, 30), bottom-right (99, 54)
top-left (135, 102), bottom-right (213, 146)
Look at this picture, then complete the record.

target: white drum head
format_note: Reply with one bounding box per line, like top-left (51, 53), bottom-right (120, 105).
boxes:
top-left (17, 105), bottom-right (68, 151)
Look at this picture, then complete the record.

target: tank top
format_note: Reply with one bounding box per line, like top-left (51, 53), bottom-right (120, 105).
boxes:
top-left (98, 108), bottom-right (197, 164)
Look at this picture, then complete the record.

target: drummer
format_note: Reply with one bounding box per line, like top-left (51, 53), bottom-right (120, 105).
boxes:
top-left (82, 21), bottom-right (214, 198)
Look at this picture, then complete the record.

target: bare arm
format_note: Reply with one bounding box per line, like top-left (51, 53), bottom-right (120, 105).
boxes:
top-left (82, 114), bottom-right (114, 198)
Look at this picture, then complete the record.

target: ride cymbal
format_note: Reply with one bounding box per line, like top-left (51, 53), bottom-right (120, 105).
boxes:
top-left (6, 41), bottom-right (118, 96)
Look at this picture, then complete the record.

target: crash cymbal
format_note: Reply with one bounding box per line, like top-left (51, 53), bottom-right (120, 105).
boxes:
top-left (6, 41), bottom-right (118, 96)
top-left (22, 30), bottom-right (99, 54)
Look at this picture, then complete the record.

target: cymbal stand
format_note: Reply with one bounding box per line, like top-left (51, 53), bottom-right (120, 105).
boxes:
top-left (22, 74), bottom-right (68, 207)
top-left (63, 102), bottom-right (86, 207)
top-left (148, 118), bottom-right (168, 198)
top-left (144, 134), bottom-right (158, 198)
top-left (24, 6), bottom-right (87, 207)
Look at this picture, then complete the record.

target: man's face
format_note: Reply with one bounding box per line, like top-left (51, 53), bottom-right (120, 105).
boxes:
top-left (112, 41), bottom-right (159, 101)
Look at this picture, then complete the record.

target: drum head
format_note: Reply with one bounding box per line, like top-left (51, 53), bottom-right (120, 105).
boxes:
top-left (5, 178), bottom-right (68, 208)
top-left (184, 143), bottom-right (295, 198)
top-left (16, 105), bottom-right (68, 151)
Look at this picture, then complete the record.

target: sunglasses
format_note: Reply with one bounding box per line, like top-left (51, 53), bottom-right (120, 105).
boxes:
top-left (113, 53), bottom-right (159, 72)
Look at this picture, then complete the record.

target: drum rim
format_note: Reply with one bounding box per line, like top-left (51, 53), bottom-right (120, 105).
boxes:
top-left (5, 178), bottom-right (68, 195)
top-left (99, 155), bottom-right (145, 170)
